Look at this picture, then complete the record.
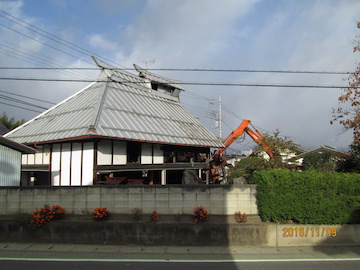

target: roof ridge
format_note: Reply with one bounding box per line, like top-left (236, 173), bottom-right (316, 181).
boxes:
top-left (92, 56), bottom-right (140, 79)
top-left (133, 63), bottom-right (184, 91)
top-left (89, 77), bottom-right (110, 133)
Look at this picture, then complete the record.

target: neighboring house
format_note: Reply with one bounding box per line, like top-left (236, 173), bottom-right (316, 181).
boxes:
top-left (295, 144), bottom-right (349, 165)
top-left (226, 154), bottom-right (248, 167)
top-left (256, 144), bottom-right (307, 159)
top-left (4, 57), bottom-right (223, 186)
top-left (0, 136), bottom-right (36, 186)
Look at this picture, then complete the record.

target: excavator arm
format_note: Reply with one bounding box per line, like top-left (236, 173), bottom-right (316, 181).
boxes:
top-left (245, 126), bottom-right (273, 158)
top-left (215, 119), bottom-right (272, 157)
top-left (222, 120), bottom-right (251, 149)
top-left (210, 119), bottom-right (273, 183)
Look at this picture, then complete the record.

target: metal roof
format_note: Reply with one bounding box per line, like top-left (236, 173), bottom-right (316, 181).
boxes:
top-left (133, 64), bottom-right (185, 91)
top-left (5, 57), bottom-right (224, 148)
top-left (0, 136), bottom-right (36, 153)
top-left (296, 145), bottom-right (349, 159)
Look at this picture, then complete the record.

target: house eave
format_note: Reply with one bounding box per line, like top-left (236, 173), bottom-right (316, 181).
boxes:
top-left (21, 135), bottom-right (222, 149)
top-left (0, 136), bottom-right (36, 154)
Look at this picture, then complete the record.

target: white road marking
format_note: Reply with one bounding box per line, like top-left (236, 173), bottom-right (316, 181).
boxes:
top-left (0, 257), bottom-right (359, 263)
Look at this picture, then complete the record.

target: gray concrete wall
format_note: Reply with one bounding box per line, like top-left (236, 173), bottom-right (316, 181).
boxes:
top-left (0, 220), bottom-right (358, 247)
top-left (0, 185), bottom-right (258, 216)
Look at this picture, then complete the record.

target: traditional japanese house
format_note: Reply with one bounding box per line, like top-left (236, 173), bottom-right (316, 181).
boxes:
top-left (5, 57), bottom-right (223, 186)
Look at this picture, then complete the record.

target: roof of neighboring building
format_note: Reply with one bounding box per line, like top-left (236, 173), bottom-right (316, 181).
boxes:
top-left (5, 57), bottom-right (224, 148)
top-left (0, 123), bottom-right (9, 135)
top-left (296, 144), bottom-right (349, 159)
top-left (0, 136), bottom-right (36, 153)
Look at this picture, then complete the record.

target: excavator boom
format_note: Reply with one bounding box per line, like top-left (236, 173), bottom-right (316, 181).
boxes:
top-left (212, 119), bottom-right (272, 172)
top-left (210, 119), bottom-right (273, 183)
top-left (217, 119), bottom-right (272, 157)
top-left (245, 127), bottom-right (273, 158)
top-left (222, 120), bottom-right (251, 148)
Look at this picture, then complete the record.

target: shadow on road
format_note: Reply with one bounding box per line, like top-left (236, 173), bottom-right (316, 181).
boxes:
top-left (313, 208), bottom-right (360, 256)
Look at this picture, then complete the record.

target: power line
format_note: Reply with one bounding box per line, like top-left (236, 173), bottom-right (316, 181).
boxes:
top-left (0, 94), bottom-right (49, 110)
top-left (182, 92), bottom-right (214, 102)
top-left (0, 77), bottom-right (348, 88)
top-left (0, 67), bottom-right (101, 70)
top-left (0, 66), bottom-right (350, 75)
top-left (0, 10), bottom-right (125, 68)
top-left (0, 89), bottom-right (56, 105)
top-left (0, 12), bottom-right (90, 57)
top-left (222, 105), bottom-right (245, 121)
top-left (0, 22), bottom-right (95, 66)
top-left (132, 68), bottom-right (350, 75)
top-left (0, 41), bottom-right (94, 80)
top-left (0, 101), bottom-right (43, 113)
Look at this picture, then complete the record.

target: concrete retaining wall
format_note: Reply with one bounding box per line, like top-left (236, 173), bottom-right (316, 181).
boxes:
top-left (0, 220), bottom-right (358, 247)
top-left (0, 185), bottom-right (258, 215)
top-left (0, 220), bottom-right (269, 246)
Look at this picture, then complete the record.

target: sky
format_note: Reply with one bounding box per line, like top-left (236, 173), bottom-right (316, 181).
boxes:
top-left (0, 0), bottom-right (359, 153)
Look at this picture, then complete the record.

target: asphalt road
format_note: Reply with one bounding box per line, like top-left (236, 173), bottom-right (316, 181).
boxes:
top-left (0, 259), bottom-right (360, 270)
top-left (1, 243), bottom-right (360, 270)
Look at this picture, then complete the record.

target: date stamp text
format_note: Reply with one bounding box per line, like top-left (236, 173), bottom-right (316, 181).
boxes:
top-left (282, 227), bottom-right (337, 237)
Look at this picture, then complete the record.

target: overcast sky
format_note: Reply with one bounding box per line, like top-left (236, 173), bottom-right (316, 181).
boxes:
top-left (0, 0), bottom-right (359, 153)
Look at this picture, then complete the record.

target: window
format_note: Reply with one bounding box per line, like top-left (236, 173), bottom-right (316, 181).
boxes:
top-left (127, 141), bottom-right (141, 163)
top-left (151, 83), bottom-right (158, 90)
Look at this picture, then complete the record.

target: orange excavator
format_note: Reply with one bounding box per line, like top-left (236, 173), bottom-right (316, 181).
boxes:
top-left (210, 120), bottom-right (273, 183)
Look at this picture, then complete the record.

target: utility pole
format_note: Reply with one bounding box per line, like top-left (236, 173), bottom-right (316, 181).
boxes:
top-left (209, 95), bottom-right (222, 141)
top-left (218, 94), bottom-right (222, 140)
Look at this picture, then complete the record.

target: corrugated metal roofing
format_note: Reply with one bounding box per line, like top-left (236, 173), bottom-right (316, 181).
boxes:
top-left (5, 57), bottom-right (224, 148)
top-left (0, 144), bottom-right (21, 186)
top-left (0, 136), bottom-right (36, 153)
top-left (133, 64), bottom-right (184, 91)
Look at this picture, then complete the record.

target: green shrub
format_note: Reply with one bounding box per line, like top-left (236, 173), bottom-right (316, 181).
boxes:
top-left (227, 169), bottom-right (244, 184)
top-left (254, 169), bottom-right (360, 224)
top-left (235, 157), bottom-right (270, 183)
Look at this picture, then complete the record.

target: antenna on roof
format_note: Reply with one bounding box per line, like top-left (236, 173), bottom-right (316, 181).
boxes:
top-left (143, 59), bottom-right (155, 70)
top-left (141, 59), bottom-right (155, 90)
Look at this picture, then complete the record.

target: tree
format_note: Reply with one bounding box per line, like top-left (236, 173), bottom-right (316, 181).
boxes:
top-left (0, 112), bottom-right (25, 130)
top-left (331, 22), bottom-right (360, 144)
top-left (233, 156), bottom-right (270, 183)
top-left (338, 142), bottom-right (360, 173)
top-left (236, 156), bottom-right (270, 174)
top-left (252, 129), bottom-right (298, 168)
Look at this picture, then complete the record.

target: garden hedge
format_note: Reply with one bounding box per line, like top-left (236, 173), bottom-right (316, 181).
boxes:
top-left (253, 169), bottom-right (360, 224)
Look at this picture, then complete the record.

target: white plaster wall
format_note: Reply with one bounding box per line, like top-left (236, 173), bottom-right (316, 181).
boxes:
top-left (51, 142), bottom-right (94, 186)
top-left (113, 141), bottom-right (126, 165)
top-left (153, 144), bottom-right (164, 164)
top-left (60, 143), bottom-right (71, 186)
top-left (97, 140), bottom-right (112, 165)
top-left (71, 143), bottom-right (82, 186)
top-left (82, 142), bottom-right (94, 186)
top-left (141, 143), bottom-right (152, 164)
top-left (51, 144), bottom-right (61, 186)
